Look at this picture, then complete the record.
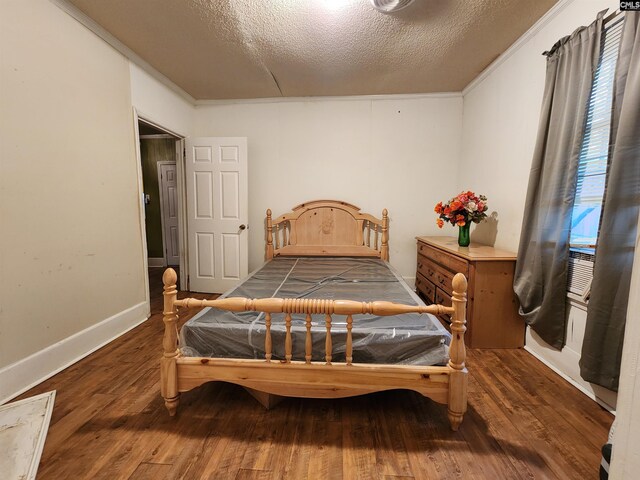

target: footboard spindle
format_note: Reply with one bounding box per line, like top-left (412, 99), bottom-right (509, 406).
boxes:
top-left (325, 314), bottom-right (332, 364)
top-left (305, 314), bottom-right (313, 364)
top-left (374, 224), bottom-right (379, 251)
top-left (285, 313), bottom-right (293, 363)
top-left (265, 312), bottom-right (272, 362)
top-left (366, 221), bottom-right (371, 247)
top-left (346, 314), bottom-right (353, 365)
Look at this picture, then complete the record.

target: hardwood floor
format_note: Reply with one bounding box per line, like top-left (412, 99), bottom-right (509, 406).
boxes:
top-left (17, 268), bottom-right (613, 479)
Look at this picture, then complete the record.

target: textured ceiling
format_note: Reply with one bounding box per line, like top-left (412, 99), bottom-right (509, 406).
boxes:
top-left (66, 0), bottom-right (558, 100)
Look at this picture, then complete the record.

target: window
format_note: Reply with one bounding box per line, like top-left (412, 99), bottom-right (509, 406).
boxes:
top-left (567, 15), bottom-right (624, 299)
top-left (570, 17), bottom-right (624, 248)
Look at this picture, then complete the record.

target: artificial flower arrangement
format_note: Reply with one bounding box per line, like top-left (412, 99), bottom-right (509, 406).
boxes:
top-left (434, 191), bottom-right (488, 246)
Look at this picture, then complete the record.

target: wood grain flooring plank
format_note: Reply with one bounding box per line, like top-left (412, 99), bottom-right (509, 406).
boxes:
top-left (471, 349), bottom-right (608, 478)
top-left (279, 401), bottom-right (312, 480)
top-left (398, 419), bottom-right (446, 479)
top-left (128, 462), bottom-right (173, 480)
top-left (39, 393), bottom-right (118, 460)
top-left (371, 393), bottom-right (413, 478)
top-left (468, 368), bottom-right (555, 479)
top-left (185, 386), bottom-right (263, 480)
top-left (305, 418), bottom-right (343, 480)
top-left (239, 398), bottom-right (301, 476)
top-left (502, 349), bottom-right (613, 446)
top-left (235, 469), bottom-right (274, 480)
top-left (456, 405), bottom-right (521, 480)
top-left (342, 396), bottom-right (380, 480)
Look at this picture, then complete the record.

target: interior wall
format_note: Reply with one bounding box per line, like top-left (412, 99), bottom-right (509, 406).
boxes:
top-left (140, 138), bottom-right (176, 259)
top-left (130, 63), bottom-right (194, 137)
top-left (0, 0), bottom-right (145, 385)
top-left (194, 96), bottom-right (463, 278)
top-left (459, 0), bottom-right (621, 408)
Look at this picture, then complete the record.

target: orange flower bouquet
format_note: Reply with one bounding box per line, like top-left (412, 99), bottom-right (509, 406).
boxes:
top-left (434, 191), bottom-right (488, 246)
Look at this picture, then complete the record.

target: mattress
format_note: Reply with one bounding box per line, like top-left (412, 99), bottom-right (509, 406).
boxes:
top-left (179, 257), bottom-right (451, 366)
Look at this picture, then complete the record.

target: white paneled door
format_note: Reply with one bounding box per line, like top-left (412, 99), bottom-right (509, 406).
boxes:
top-left (159, 163), bottom-right (180, 266)
top-left (185, 137), bottom-right (248, 293)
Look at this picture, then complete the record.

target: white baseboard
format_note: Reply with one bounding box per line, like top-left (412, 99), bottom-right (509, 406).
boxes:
top-left (0, 301), bottom-right (149, 405)
top-left (147, 257), bottom-right (166, 267)
top-left (524, 345), bottom-right (617, 414)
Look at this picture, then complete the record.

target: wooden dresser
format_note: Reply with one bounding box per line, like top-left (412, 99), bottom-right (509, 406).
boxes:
top-left (415, 236), bottom-right (524, 348)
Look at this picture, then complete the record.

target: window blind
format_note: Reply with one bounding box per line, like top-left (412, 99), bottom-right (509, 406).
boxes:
top-left (567, 15), bottom-right (624, 299)
top-left (569, 17), bottom-right (624, 248)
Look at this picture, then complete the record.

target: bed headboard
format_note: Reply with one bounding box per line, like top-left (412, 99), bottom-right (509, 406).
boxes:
top-left (266, 200), bottom-right (389, 261)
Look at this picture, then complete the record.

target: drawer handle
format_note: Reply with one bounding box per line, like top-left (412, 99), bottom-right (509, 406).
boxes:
top-left (427, 269), bottom-right (435, 277)
top-left (437, 275), bottom-right (446, 285)
top-left (418, 263), bottom-right (423, 269)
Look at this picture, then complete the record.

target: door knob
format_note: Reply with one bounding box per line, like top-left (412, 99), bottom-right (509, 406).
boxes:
top-left (239, 224), bottom-right (247, 230)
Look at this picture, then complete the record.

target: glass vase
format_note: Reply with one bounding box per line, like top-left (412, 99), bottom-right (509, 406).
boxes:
top-left (458, 223), bottom-right (471, 247)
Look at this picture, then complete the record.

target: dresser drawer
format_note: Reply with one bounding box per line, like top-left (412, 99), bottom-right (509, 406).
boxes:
top-left (418, 254), bottom-right (455, 295)
top-left (435, 287), bottom-right (452, 309)
top-left (433, 263), bottom-right (455, 295)
top-left (434, 287), bottom-right (452, 325)
top-left (417, 242), bottom-right (468, 275)
top-left (415, 272), bottom-right (434, 303)
top-left (417, 253), bottom-right (437, 283)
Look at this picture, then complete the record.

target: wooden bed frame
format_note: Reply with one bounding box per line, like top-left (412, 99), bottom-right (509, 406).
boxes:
top-left (161, 200), bottom-right (468, 430)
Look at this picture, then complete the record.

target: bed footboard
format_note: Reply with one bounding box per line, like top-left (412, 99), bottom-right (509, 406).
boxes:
top-left (160, 269), bottom-right (468, 430)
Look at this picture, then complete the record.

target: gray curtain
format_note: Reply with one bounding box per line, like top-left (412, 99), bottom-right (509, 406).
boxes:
top-left (580, 13), bottom-right (640, 391)
top-left (514, 12), bottom-right (605, 349)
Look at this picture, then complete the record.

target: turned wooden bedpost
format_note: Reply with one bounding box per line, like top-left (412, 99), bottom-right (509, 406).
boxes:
top-left (266, 208), bottom-right (274, 260)
top-left (161, 268), bottom-right (180, 416)
top-left (381, 208), bottom-right (389, 261)
top-left (447, 273), bottom-right (468, 431)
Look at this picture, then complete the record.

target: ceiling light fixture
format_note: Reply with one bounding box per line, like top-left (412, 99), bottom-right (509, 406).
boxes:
top-left (370, 0), bottom-right (415, 13)
top-left (323, 0), bottom-right (347, 11)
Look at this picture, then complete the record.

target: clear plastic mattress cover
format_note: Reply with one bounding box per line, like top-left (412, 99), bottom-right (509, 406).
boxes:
top-left (180, 257), bottom-right (451, 366)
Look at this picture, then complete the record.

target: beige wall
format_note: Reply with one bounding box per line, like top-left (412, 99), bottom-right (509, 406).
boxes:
top-left (194, 96), bottom-right (463, 278)
top-left (130, 62), bottom-right (194, 137)
top-left (0, 0), bottom-right (146, 371)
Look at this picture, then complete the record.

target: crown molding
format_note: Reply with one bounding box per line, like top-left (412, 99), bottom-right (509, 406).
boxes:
top-left (50, 0), bottom-right (196, 105)
top-left (195, 91), bottom-right (462, 106)
top-left (462, 0), bottom-right (574, 96)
